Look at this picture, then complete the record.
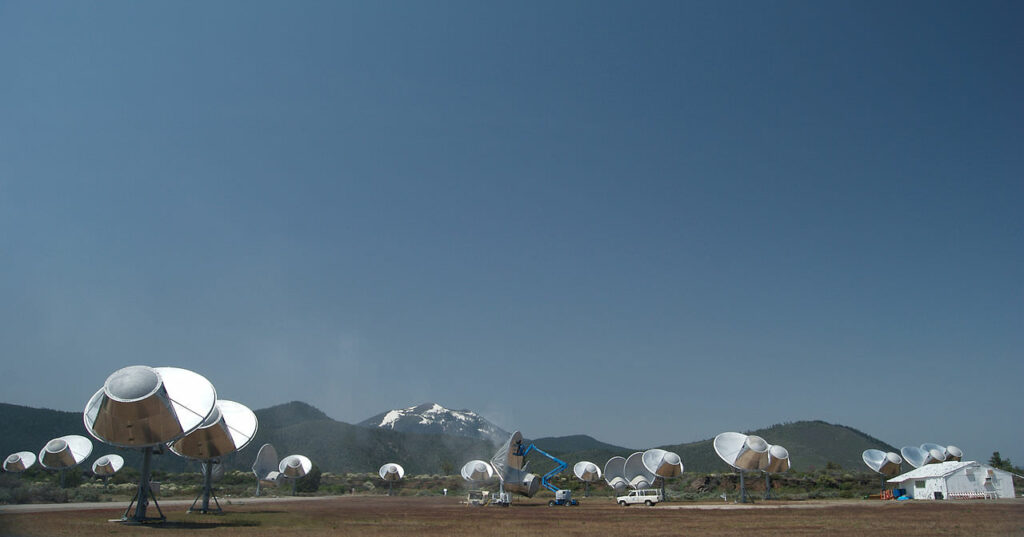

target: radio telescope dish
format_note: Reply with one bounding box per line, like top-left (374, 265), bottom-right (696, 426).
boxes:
top-left (761, 444), bottom-right (790, 473)
top-left (624, 452), bottom-right (656, 490)
top-left (862, 449), bottom-right (902, 476)
top-left (84, 366), bottom-right (217, 448)
top-left (573, 461), bottom-right (601, 497)
top-left (573, 461), bottom-right (601, 481)
top-left (169, 400), bottom-right (258, 460)
top-left (490, 431), bottom-right (541, 498)
top-left (379, 463), bottom-right (405, 496)
top-left (92, 454), bottom-right (125, 477)
top-left (714, 432), bottom-right (768, 471)
top-left (39, 435), bottom-right (93, 488)
top-left (603, 456), bottom-right (628, 492)
top-left (945, 445), bottom-right (963, 462)
top-left (461, 460), bottom-right (495, 481)
top-left (642, 449), bottom-right (683, 478)
top-left (252, 443), bottom-right (281, 496)
top-left (920, 443), bottom-right (947, 464)
top-left (900, 446), bottom-right (935, 468)
top-left (83, 365), bottom-right (217, 524)
top-left (279, 454), bottom-right (312, 496)
top-left (714, 432), bottom-right (769, 503)
top-left (3, 451), bottom-right (36, 473)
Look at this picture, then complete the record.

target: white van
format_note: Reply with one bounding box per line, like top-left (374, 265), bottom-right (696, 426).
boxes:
top-left (617, 489), bottom-right (661, 506)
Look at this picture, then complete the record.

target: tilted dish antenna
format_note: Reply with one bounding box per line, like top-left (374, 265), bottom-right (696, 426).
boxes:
top-left (758, 444), bottom-right (790, 500)
top-left (83, 365), bottom-right (217, 523)
top-left (920, 443), bottom-right (947, 464)
top-left (624, 452), bottom-right (656, 490)
top-left (944, 445), bottom-right (963, 462)
top-left (603, 456), bottom-right (629, 492)
top-left (252, 443), bottom-right (280, 496)
top-left (92, 454), bottom-right (125, 484)
top-left (713, 432), bottom-right (768, 503)
top-left (490, 431), bottom-right (541, 498)
top-left (279, 454), bottom-right (313, 496)
top-left (379, 463), bottom-right (405, 496)
top-left (862, 449), bottom-right (902, 489)
top-left (573, 461), bottom-right (602, 497)
top-left (642, 448), bottom-right (684, 500)
top-left (3, 451), bottom-right (37, 473)
top-left (900, 446), bottom-right (935, 468)
top-left (461, 460), bottom-right (495, 482)
top-left (39, 435), bottom-right (93, 487)
top-left (169, 400), bottom-right (258, 514)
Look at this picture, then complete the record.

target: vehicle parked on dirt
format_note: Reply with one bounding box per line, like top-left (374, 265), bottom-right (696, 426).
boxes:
top-left (617, 489), bottom-right (661, 506)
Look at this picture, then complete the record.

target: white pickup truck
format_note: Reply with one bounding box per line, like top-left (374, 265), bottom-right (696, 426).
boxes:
top-left (617, 489), bottom-right (662, 506)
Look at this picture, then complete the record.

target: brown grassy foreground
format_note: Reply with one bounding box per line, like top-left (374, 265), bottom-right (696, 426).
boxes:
top-left (1, 496), bottom-right (1022, 536)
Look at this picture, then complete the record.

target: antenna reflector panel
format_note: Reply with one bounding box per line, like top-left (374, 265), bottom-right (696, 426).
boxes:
top-left (900, 446), bottom-right (934, 468)
top-left (920, 443), bottom-right (947, 464)
top-left (862, 449), bottom-right (902, 476)
top-left (379, 463), bottom-right (405, 481)
top-left (39, 435), bottom-right (93, 470)
top-left (279, 454), bottom-right (312, 478)
top-left (714, 432), bottom-right (768, 471)
top-left (604, 456), bottom-right (628, 492)
top-left (3, 451), bottom-right (36, 473)
top-left (945, 445), bottom-right (963, 462)
top-left (761, 444), bottom-right (791, 473)
top-left (573, 461), bottom-right (601, 482)
top-left (642, 449), bottom-right (683, 478)
top-left (252, 443), bottom-right (280, 480)
top-left (624, 452), bottom-right (656, 490)
top-left (169, 400), bottom-right (258, 460)
top-left (460, 460), bottom-right (494, 481)
top-left (84, 366), bottom-right (217, 447)
top-left (92, 454), bottom-right (125, 476)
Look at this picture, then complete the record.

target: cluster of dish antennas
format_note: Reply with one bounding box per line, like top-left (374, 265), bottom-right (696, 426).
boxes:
top-left (713, 432), bottom-right (791, 502)
top-left (459, 431), bottom-right (539, 497)
top-left (3, 435), bottom-right (112, 488)
top-left (603, 449), bottom-right (684, 493)
top-left (900, 443), bottom-right (963, 468)
top-left (81, 365), bottom-right (259, 522)
top-left (251, 443), bottom-right (314, 496)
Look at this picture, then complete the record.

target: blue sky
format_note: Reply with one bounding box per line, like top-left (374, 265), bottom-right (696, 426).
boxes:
top-left (2, 1), bottom-right (1021, 464)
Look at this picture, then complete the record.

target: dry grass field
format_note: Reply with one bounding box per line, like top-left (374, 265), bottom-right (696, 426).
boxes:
top-left (1, 496), bottom-right (1022, 536)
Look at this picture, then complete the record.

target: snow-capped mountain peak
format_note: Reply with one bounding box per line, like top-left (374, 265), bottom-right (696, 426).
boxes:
top-left (359, 402), bottom-right (509, 445)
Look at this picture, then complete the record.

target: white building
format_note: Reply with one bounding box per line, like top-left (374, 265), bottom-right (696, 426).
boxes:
top-left (886, 461), bottom-right (1015, 500)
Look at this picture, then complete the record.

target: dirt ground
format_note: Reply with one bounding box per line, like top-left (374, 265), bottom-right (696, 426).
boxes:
top-left (1, 496), bottom-right (1022, 536)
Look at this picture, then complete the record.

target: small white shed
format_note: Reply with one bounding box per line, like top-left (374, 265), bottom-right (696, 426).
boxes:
top-left (887, 461), bottom-right (1015, 500)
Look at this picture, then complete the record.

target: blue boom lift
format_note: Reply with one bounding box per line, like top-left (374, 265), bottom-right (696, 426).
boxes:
top-left (514, 442), bottom-right (579, 506)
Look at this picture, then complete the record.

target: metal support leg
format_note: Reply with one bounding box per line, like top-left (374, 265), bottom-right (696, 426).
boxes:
top-left (123, 447), bottom-right (165, 524)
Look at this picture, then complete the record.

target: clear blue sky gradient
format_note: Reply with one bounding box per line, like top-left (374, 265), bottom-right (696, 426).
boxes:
top-left (2, 1), bottom-right (1021, 463)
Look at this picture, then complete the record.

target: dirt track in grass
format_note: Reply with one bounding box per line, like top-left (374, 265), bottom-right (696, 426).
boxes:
top-left (1, 496), bottom-right (1022, 536)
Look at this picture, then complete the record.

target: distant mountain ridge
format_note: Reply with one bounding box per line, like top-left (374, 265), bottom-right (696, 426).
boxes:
top-left (357, 402), bottom-right (510, 445)
top-left (0, 401), bottom-right (904, 475)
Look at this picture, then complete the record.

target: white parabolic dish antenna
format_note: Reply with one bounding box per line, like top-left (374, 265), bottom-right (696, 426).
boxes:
top-left (252, 443), bottom-right (280, 481)
top-left (604, 456), bottom-right (628, 492)
top-left (169, 400), bottom-right (259, 460)
top-left (490, 431), bottom-right (541, 498)
top-left (624, 452), bottom-right (657, 490)
top-left (713, 432), bottom-right (768, 471)
top-left (461, 460), bottom-right (494, 481)
top-left (4, 451), bottom-right (37, 473)
top-left (39, 435), bottom-right (93, 470)
top-left (862, 449), bottom-right (902, 476)
top-left (84, 366), bottom-right (217, 447)
top-left (945, 445), bottom-right (963, 462)
top-left (92, 454), bottom-right (126, 477)
top-left (900, 446), bottom-right (937, 468)
top-left (642, 449), bottom-right (683, 478)
top-left (761, 444), bottom-right (791, 473)
top-left (379, 463), bottom-right (405, 481)
top-left (573, 461), bottom-right (601, 482)
top-left (280, 454), bottom-right (313, 478)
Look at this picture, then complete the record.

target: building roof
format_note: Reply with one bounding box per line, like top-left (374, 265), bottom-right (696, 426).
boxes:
top-left (886, 461), bottom-right (977, 483)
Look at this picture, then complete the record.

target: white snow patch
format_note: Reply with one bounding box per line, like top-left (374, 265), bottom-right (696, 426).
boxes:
top-left (379, 410), bottom-right (404, 429)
